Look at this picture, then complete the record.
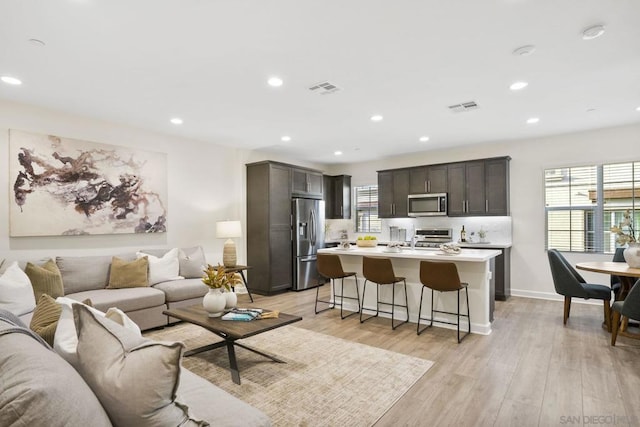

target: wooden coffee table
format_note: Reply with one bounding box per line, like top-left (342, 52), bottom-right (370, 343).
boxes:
top-left (164, 305), bottom-right (302, 385)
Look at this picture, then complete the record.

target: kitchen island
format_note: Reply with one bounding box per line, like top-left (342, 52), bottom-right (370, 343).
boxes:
top-left (317, 246), bottom-right (502, 335)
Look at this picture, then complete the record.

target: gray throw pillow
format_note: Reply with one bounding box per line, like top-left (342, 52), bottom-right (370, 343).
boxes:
top-left (72, 305), bottom-right (208, 426)
top-left (179, 246), bottom-right (207, 278)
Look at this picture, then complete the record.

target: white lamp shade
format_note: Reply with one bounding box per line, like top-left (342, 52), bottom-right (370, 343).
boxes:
top-left (216, 220), bottom-right (242, 239)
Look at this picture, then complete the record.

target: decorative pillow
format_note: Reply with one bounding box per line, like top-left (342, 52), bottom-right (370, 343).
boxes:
top-left (25, 259), bottom-right (64, 301)
top-left (137, 247), bottom-right (184, 285)
top-left (54, 297), bottom-right (141, 367)
top-left (30, 294), bottom-right (62, 346)
top-left (107, 256), bottom-right (149, 289)
top-left (0, 261), bottom-right (36, 315)
top-left (72, 305), bottom-right (207, 426)
top-left (179, 246), bottom-right (207, 278)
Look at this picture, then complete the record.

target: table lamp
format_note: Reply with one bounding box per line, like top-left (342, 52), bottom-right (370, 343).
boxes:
top-left (216, 220), bottom-right (242, 267)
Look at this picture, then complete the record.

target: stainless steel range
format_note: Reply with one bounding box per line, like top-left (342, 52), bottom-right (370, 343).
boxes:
top-left (413, 228), bottom-right (453, 249)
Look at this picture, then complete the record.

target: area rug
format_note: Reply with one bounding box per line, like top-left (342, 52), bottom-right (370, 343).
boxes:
top-left (144, 323), bottom-right (433, 426)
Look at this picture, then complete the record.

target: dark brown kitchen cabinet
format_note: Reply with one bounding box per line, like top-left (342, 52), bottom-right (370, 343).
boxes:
top-left (246, 161), bottom-right (294, 295)
top-left (378, 169), bottom-right (410, 218)
top-left (447, 157), bottom-right (510, 216)
top-left (292, 168), bottom-right (323, 199)
top-left (324, 175), bottom-right (351, 219)
top-left (409, 164), bottom-right (447, 194)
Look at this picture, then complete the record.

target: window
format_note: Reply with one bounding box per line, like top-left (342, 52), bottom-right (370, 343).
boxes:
top-left (354, 185), bottom-right (381, 233)
top-left (545, 161), bottom-right (639, 253)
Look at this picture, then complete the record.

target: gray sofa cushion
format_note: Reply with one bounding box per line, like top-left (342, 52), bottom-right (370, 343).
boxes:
top-left (153, 278), bottom-right (209, 302)
top-left (178, 369), bottom-right (271, 426)
top-left (56, 253), bottom-right (136, 294)
top-left (140, 247), bottom-right (206, 279)
top-left (67, 287), bottom-right (165, 313)
top-left (0, 316), bottom-right (112, 427)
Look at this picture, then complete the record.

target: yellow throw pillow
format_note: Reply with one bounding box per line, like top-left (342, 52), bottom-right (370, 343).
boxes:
top-left (30, 294), bottom-right (62, 346)
top-left (107, 257), bottom-right (149, 289)
top-left (25, 259), bottom-right (64, 301)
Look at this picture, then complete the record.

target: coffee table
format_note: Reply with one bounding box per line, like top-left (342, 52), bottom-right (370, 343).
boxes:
top-left (164, 305), bottom-right (302, 385)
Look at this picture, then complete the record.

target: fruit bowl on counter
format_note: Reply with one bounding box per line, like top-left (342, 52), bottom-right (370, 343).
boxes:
top-left (356, 236), bottom-right (378, 247)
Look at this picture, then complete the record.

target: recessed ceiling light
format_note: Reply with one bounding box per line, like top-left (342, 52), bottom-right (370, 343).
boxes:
top-left (582, 24), bottom-right (605, 40)
top-left (419, 136), bottom-right (430, 142)
top-left (636, 106), bottom-right (640, 112)
top-left (170, 117), bottom-right (183, 125)
top-left (526, 117), bottom-right (540, 124)
top-left (334, 151), bottom-right (343, 156)
top-left (509, 81), bottom-right (528, 91)
top-left (267, 76), bottom-right (283, 87)
top-left (28, 38), bottom-right (46, 47)
top-left (512, 45), bottom-right (536, 56)
top-left (281, 135), bottom-right (291, 142)
top-left (1, 76), bottom-right (22, 85)
top-left (370, 115), bottom-right (383, 122)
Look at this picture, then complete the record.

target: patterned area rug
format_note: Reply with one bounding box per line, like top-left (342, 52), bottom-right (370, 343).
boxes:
top-left (144, 323), bottom-right (433, 427)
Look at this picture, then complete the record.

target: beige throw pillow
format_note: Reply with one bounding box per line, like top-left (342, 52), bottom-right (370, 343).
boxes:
top-left (30, 294), bottom-right (62, 346)
top-left (107, 256), bottom-right (149, 289)
top-left (25, 259), bottom-right (64, 301)
top-left (72, 305), bottom-right (208, 426)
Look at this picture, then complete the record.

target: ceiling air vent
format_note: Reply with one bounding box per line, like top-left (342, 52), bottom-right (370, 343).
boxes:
top-left (448, 101), bottom-right (479, 113)
top-left (308, 81), bottom-right (340, 95)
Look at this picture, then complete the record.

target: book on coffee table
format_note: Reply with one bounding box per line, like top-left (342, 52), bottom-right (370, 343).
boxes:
top-left (222, 308), bottom-right (263, 321)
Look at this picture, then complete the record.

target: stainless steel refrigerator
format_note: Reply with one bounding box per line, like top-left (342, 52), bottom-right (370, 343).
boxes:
top-left (292, 198), bottom-right (325, 291)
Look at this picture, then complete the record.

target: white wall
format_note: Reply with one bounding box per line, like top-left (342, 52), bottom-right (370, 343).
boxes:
top-left (323, 122), bottom-right (640, 300)
top-left (0, 99), bottom-right (245, 264)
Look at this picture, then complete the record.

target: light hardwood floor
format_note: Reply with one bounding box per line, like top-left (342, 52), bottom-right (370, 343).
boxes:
top-left (239, 286), bottom-right (640, 427)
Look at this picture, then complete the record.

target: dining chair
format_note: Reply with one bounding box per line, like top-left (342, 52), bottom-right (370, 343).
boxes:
top-left (610, 247), bottom-right (626, 299)
top-left (315, 254), bottom-right (360, 319)
top-left (417, 260), bottom-right (470, 343)
top-left (610, 278), bottom-right (640, 346)
top-left (360, 256), bottom-right (409, 330)
top-left (547, 249), bottom-right (612, 331)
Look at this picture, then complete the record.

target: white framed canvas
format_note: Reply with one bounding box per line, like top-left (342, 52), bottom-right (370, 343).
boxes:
top-left (9, 129), bottom-right (168, 237)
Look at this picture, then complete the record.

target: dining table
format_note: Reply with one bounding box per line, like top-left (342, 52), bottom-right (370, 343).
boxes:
top-left (575, 261), bottom-right (640, 301)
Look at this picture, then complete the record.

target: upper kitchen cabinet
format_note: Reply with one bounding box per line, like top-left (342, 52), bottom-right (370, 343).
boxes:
top-left (378, 169), bottom-right (410, 218)
top-left (292, 168), bottom-right (323, 199)
top-left (324, 175), bottom-right (351, 219)
top-left (409, 164), bottom-right (447, 194)
top-left (447, 157), bottom-right (510, 216)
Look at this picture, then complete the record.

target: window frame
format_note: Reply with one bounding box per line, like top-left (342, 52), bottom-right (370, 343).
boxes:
top-left (353, 184), bottom-right (381, 234)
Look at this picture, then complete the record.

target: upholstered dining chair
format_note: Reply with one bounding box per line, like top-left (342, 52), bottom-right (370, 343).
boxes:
top-left (547, 249), bottom-right (612, 331)
top-left (417, 260), bottom-right (470, 343)
top-left (360, 256), bottom-right (409, 330)
top-left (610, 247), bottom-right (626, 299)
top-left (315, 254), bottom-right (360, 319)
top-left (610, 278), bottom-right (640, 346)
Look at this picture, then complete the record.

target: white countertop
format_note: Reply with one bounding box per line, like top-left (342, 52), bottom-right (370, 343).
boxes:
top-left (318, 246), bottom-right (501, 262)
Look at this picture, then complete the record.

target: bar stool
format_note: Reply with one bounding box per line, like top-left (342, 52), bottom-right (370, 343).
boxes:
top-left (360, 256), bottom-right (409, 330)
top-left (315, 254), bottom-right (360, 319)
top-left (417, 260), bottom-right (470, 343)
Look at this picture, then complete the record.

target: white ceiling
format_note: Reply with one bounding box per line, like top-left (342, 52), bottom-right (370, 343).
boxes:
top-left (1, 0), bottom-right (639, 165)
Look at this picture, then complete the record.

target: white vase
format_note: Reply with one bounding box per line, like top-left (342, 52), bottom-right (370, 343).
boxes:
top-left (224, 290), bottom-right (238, 309)
top-left (623, 242), bottom-right (640, 268)
top-left (202, 289), bottom-right (226, 317)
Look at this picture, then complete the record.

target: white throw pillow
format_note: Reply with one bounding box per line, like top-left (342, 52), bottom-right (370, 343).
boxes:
top-left (54, 297), bottom-right (141, 367)
top-left (136, 248), bottom-right (183, 285)
top-left (0, 261), bottom-right (36, 316)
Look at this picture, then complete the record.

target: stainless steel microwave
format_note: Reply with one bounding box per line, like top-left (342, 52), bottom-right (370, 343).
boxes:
top-left (407, 193), bottom-right (447, 217)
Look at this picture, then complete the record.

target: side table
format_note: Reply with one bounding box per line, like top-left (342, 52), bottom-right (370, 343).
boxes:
top-left (214, 265), bottom-right (254, 302)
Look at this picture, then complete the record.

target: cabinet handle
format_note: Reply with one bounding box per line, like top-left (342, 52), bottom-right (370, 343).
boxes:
top-left (427, 180), bottom-right (431, 193)
top-left (462, 201), bottom-right (465, 213)
top-left (424, 180), bottom-right (428, 193)
top-left (486, 200), bottom-right (489, 212)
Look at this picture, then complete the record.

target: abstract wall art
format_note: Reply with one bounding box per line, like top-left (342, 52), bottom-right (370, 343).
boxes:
top-left (9, 129), bottom-right (168, 237)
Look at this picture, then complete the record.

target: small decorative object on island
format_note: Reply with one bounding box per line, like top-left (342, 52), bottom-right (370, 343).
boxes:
top-left (356, 236), bottom-right (378, 247)
top-left (611, 209), bottom-right (640, 268)
top-left (202, 264), bottom-right (242, 317)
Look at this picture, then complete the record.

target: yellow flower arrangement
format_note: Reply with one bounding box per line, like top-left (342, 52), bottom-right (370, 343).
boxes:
top-left (611, 209), bottom-right (636, 245)
top-left (202, 263), bottom-right (242, 291)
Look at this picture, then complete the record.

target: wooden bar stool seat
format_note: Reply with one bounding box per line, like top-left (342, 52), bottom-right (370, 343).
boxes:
top-left (316, 254), bottom-right (360, 319)
top-left (360, 256), bottom-right (409, 330)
